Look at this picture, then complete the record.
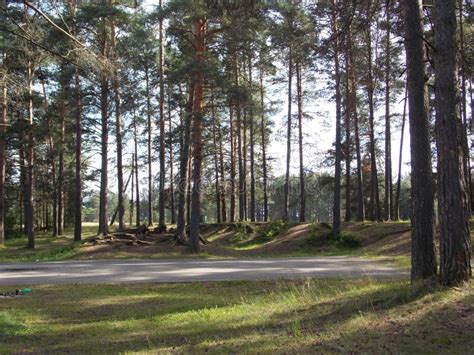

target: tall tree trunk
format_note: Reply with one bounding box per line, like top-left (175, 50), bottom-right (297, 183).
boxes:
top-left (433, 0), bottom-right (472, 285)
top-left (259, 65), bottom-right (268, 222)
top-left (348, 28), bottom-right (364, 222)
top-left (73, 69), bottom-right (82, 241)
top-left (145, 66), bottom-right (153, 226)
top-left (243, 110), bottom-right (247, 221)
top-left (211, 90), bottom-right (221, 223)
top-left (458, 0), bottom-right (471, 214)
top-left (229, 101), bottom-right (236, 222)
top-left (57, 90), bottom-right (65, 235)
top-left (189, 18), bottom-right (206, 253)
top-left (284, 46), bottom-right (292, 221)
top-left (344, 55), bottom-right (352, 223)
top-left (70, 1), bottom-right (82, 242)
top-left (158, 0), bottom-right (166, 231)
top-left (235, 56), bottom-right (245, 221)
top-left (394, 84), bottom-right (407, 221)
top-left (18, 109), bottom-right (27, 236)
top-left (217, 112), bottom-right (227, 222)
top-left (249, 57), bottom-right (256, 222)
top-left (176, 83), bottom-right (193, 241)
top-left (366, 3), bottom-right (381, 222)
top-left (133, 113), bottom-right (140, 226)
top-left (98, 19), bottom-right (109, 236)
top-left (168, 88), bottom-right (176, 224)
top-left (384, 0), bottom-right (393, 221)
top-left (296, 61), bottom-right (305, 222)
top-left (110, 18), bottom-right (125, 232)
top-left (25, 60), bottom-right (35, 248)
top-left (130, 155), bottom-right (134, 227)
top-left (0, 50), bottom-right (6, 245)
top-left (40, 75), bottom-right (57, 236)
top-left (332, 0), bottom-right (342, 236)
top-left (404, 0), bottom-right (437, 280)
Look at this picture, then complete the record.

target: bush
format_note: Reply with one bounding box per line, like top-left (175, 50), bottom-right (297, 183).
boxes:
top-left (258, 219), bottom-right (288, 243)
top-left (336, 233), bottom-right (361, 249)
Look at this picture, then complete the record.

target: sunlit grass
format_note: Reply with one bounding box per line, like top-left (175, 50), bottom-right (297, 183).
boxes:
top-left (0, 279), bottom-right (471, 353)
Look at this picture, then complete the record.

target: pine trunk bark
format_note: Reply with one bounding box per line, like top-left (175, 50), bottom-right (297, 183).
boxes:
top-left (394, 84), bottom-right (407, 221)
top-left (296, 62), bottom-right (305, 222)
top-left (249, 57), bottom-right (256, 222)
top-left (111, 18), bottom-right (125, 232)
top-left (384, 0), bottom-right (393, 221)
top-left (433, 0), bottom-right (472, 285)
top-left (0, 50), bottom-right (6, 245)
top-left (133, 113), bottom-right (140, 226)
top-left (259, 65), bottom-right (268, 222)
top-left (211, 90), bottom-right (221, 223)
top-left (158, 0), bottom-right (166, 231)
top-left (404, 0), bottom-right (437, 280)
top-left (229, 102), bottom-right (236, 222)
top-left (168, 88), bottom-right (176, 224)
top-left (189, 18), bottom-right (206, 253)
top-left (57, 93), bottom-right (65, 235)
top-left (344, 54), bottom-right (351, 223)
top-left (145, 66), bottom-right (153, 226)
top-left (176, 82), bottom-right (193, 241)
top-left (332, 0), bottom-right (342, 236)
top-left (366, 7), bottom-right (381, 222)
top-left (25, 60), bottom-right (35, 248)
top-left (284, 47), bottom-right (292, 221)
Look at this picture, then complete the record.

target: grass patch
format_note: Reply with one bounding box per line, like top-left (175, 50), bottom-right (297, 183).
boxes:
top-left (0, 279), bottom-right (472, 353)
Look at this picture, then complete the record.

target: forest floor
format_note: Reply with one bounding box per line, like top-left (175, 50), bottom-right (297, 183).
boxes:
top-left (0, 221), bottom-right (416, 268)
top-left (0, 278), bottom-right (472, 353)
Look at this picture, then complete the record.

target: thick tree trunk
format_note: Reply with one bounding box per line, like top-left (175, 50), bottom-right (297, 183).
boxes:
top-left (176, 83), bottom-right (193, 241)
top-left (158, 0), bottom-right (166, 231)
top-left (332, 1), bottom-right (342, 236)
top-left (111, 18), bottom-right (125, 232)
top-left (433, 0), bottom-right (472, 285)
top-left (284, 46), bottom-right (292, 221)
top-left (404, 0), bottom-right (437, 280)
top-left (259, 65), bottom-right (268, 222)
top-left (0, 50), bottom-right (6, 245)
top-left (384, 0), bottom-right (393, 221)
top-left (296, 62), bottom-right (305, 222)
top-left (189, 18), bottom-right (206, 253)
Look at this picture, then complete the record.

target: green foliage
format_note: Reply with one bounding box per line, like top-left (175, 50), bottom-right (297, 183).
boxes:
top-left (257, 219), bottom-right (288, 243)
top-left (335, 233), bottom-right (362, 249)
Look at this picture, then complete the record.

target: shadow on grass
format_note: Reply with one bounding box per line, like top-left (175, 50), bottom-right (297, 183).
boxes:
top-left (2, 279), bottom-right (469, 354)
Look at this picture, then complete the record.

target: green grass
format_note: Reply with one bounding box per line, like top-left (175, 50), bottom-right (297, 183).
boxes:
top-left (0, 279), bottom-right (472, 353)
top-left (0, 224), bottom-right (101, 262)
